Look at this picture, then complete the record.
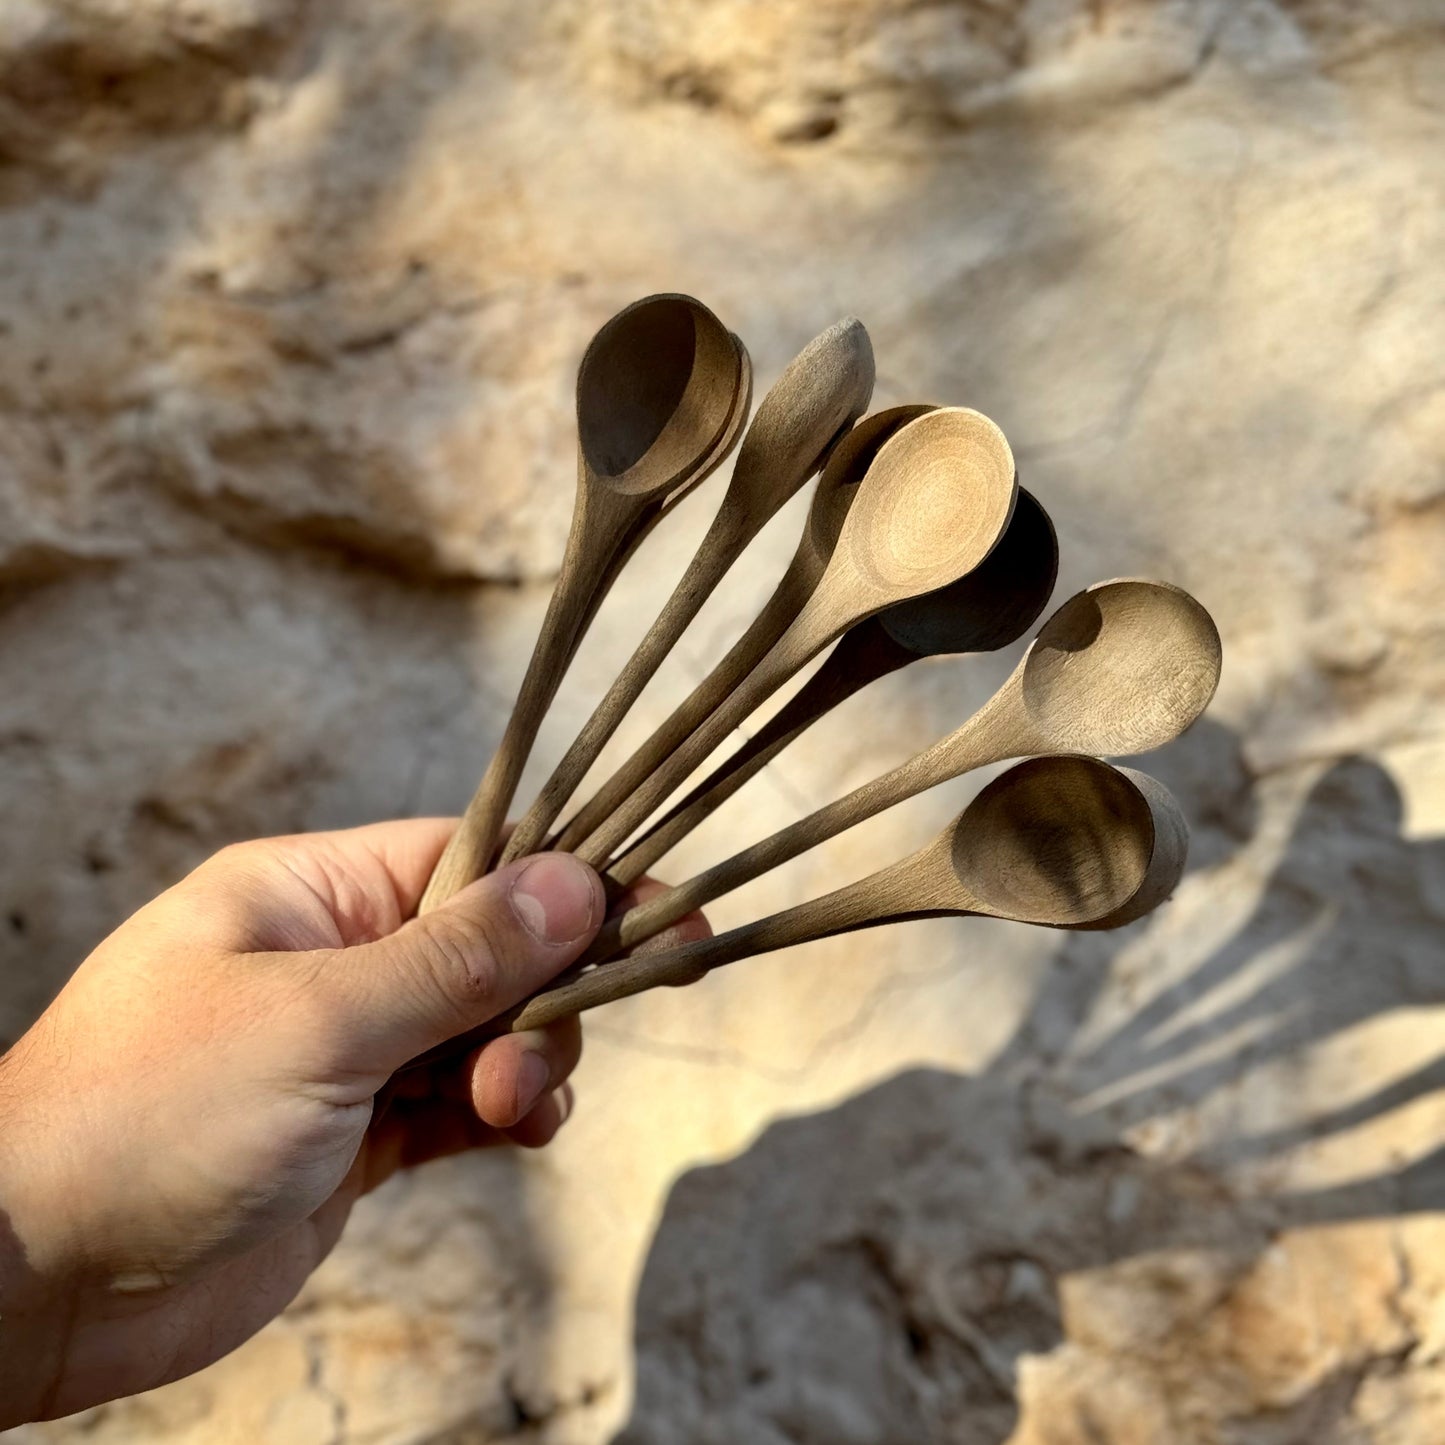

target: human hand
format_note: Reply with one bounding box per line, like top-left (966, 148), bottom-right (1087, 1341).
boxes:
top-left (0, 818), bottom-right (698, 1424)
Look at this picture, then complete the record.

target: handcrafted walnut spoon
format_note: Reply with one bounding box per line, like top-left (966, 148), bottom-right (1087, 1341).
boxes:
top-left (500, 317), bottom-right (876, 865)
top-left (489, 757), bottom-right (1186, 1034)
top-left (558, 334), bottom-right (753, 675)
top-left (605, 487), bottom-right (1058, 890)
top-left (573, 406), bottom-right (1020, 868)
top-left (589, 577), bottom-right (1221, 960)
top-left (420, 293), bottom-right (745, 911)
top-left (546, 403), bottom-right (937, 855)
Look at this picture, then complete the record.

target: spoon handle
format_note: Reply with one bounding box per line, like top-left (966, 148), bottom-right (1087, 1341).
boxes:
top-left (419, 488), bottom-right (638, 911)
top-left (575, 585), bottom-right (853, 867)
top-left (606, 621), bottom-right (912, 890)
top-left (584, 690), bottom-right (1019, 961)
top-left (397, 845), bottom-right (948, 1066)
top-left (501, 508), bottom-right (758, 865)
top-left (546, 545), bottom-right (815, 855)
top-left (492, 843), bottom-right (956, 1033)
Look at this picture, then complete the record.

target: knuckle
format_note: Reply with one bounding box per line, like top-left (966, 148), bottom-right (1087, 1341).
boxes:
top-left (207, 838), bottom-right (267, 872)
top-left (419, 910), bottom-right (507, 1020)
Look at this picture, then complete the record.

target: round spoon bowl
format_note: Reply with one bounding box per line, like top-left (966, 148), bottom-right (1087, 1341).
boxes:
top-left (953, 755), bottom-right (1156, 926)
top-left (577, 294), bottom-right (740, 496)
top-left (1019, 579), bottom-right (1223, 754)
top-left (840, 407), bottom-right (1017, 600)
top-left (882, 487), bottom-right (1058, 656)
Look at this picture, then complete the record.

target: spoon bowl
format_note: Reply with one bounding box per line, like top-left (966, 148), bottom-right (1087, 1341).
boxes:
top-left (882, 486), bottom-right (1057, 656)
top-left (1019, 579), bottom-right (1222, 754)
top-left (837, 409), bottom-right (1017, 602)
top-left (951, 754), bottom-right (1156, 926)
top-left (806, 403), bottom-right (940, 574)
top-left (577, 294), bottom-right (741, 495)
top-left (1078, 767), bottom-right (1190, 929)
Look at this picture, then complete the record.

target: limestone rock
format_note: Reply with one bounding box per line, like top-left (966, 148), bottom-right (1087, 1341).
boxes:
top-left (4, 0), bottom-right (1445, 1442)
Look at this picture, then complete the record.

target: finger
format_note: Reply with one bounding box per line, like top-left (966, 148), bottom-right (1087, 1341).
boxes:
top-left (457, 1017), bottom-right (584, 1129)
top-left (503, 1085), bottom-right (575, 1150)
top-left (304, 853), bottom-right (603, 1076)
top-left (360, 1097), bottom-right (510, 1194)
top-left (361, 1084), bottom-right (577, 1192)
top-left (279, 817), bottom-right (463, 919)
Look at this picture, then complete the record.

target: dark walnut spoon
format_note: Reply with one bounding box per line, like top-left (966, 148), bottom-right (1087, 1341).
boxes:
top-left (500, 317), bottom-right (876, 865)
top-left (604, 487), bottom-right (1058, 891)
top-left (420, 293), bottom-right (745, 911)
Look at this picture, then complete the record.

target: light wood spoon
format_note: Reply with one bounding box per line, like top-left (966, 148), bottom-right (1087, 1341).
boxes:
top-left (545, 403), bottom-right (938, 854)
top-left (573, 406), bottom-right (1020, 868)
top-left (605, 487), bottom-right (1058, 890)
top-left (589, 577), bottom-right (1221, 959)
top-left (420, 293), bottom-right (745, 911)
top-left (489, 757), bottom-right (1186, 1033)
top-left (500, 317), bottom-right (876, 865)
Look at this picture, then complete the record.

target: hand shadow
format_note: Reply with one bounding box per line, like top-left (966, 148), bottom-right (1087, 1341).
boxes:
top-left (614, 726), bottom-right (1445, 1442)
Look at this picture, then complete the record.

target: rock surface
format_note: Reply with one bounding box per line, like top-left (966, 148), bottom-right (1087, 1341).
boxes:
top-left (3, 0), bottom-right (1445, 1441)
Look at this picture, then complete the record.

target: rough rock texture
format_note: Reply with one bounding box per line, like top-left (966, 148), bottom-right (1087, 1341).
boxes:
top-left (3, 0), bottom-right (1445, 1441)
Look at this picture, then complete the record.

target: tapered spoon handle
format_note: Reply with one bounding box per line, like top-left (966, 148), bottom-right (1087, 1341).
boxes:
top-left (585, 690), bottom-right (1021, 959)
top-left (488, 847), bottom-right (949, 1040)
top-left (606, 621), bottom-right (912, 889)
top-left (576, 587), bottom-right (851, 867)
top-left (419, 489), bottom-right (637, 911)
top-left (548, 547), bottom-right (815, 854)
top-left (502, 512), bottom-right (755, 864)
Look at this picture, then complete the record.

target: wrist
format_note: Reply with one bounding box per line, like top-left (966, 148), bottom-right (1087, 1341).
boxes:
top-left (0, 1035), bottom-right (82, 1426)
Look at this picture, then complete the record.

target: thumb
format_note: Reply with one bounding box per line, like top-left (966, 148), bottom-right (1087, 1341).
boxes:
top-left (310, 853), bottom-right (603, 1074)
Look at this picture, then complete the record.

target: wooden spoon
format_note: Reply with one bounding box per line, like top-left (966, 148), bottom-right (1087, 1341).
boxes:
top-left (559, 334), bottom-right (753, 674)
top-left (545, 403), bottom-right (938, 855)
top-left (489, 757), bottom-right (1185, 1033)
top-left (572, 406), bottom-right (1020, 868)
top-left (605, 487), bottom-right (1058, 889)
top-left (500, 317), bottom-right (876, 865)
top-left (590, 578), bottom-right (1220, 959)
top-left (419, 294), bottom-right (745, 911)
